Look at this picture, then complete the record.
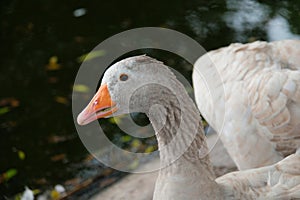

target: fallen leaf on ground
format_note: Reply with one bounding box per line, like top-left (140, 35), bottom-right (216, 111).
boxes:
top-left (47, 135), bottom-right (75, 144)
top-left (0, 168), bottom-right (18, 183)
top-left (108, 116), bottom-right (123, 124)
top-left (18, 150), bottom-right (26, 160)
top-left (0, 97), bottom-right (20, 107)
top-left (128, 159), bottom-right (139, 170)
top-left (77, 50), bottom-right (105, 63)
top-left (144, 145), bottom-right (157, 153)
top-left (46, 56), bottom-right (61, 71)
top-left (131, 139), bottom-right (142, 148)
top-left (0, 107), bottom-right (10, 115)
top-left (54, 96), bottom-right (69, 105)
top-left (120, 135), bottom-right (132, 143)
top-left (73, 84), bottom-right (90, 93)
top-left (50, 154), bottom-right (66, 162)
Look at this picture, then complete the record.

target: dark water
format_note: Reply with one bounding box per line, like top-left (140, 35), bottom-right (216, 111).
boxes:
top-left (1, 0), bottom-right (299, 198)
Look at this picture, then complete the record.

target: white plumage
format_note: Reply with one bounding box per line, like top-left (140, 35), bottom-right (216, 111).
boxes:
top-left (193, 40), bottom-right (300, 170)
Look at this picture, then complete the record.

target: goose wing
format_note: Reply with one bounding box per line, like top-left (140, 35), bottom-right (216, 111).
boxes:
top-left (246, 40), bottom-right (300, 156)
top-left (193, 40), bottom-right (300, 169)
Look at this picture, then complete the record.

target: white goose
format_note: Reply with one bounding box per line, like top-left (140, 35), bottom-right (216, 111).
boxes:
top-left (77, 55), bottom-right (300, 199)
top-left (193, 40), bottom-right (300, 170)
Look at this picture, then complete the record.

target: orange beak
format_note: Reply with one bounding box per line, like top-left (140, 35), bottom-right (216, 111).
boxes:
top-left (77, 84), bottom-right (118, 125)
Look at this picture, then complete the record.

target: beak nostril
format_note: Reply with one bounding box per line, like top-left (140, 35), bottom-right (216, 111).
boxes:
top-left (93, 100), bottom-right (98, 105)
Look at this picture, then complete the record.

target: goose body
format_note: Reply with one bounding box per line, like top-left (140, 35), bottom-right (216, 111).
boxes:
top-left (193, 40), bottom-right (300, 170)
top-left (77, 55), bottom-right (300, 199)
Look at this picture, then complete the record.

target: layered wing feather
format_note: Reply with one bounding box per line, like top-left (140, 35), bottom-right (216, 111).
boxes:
top-left (193, 40), bottom-right (300, 169)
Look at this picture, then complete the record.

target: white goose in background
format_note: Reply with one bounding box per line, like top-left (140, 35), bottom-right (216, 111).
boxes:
top-left (77, 55), bottom-right (300, 199)
top-left (193, 40), bottom-right (300, 170)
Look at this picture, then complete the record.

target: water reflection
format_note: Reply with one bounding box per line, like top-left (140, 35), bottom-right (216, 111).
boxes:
top-left (267, 15), bottom-right (300, 41)
top-left (224, 0), bottom-right (270, 41)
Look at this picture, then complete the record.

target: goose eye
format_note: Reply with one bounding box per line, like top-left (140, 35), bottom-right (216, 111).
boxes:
top-left (119, 74), bottom-right (128, 81)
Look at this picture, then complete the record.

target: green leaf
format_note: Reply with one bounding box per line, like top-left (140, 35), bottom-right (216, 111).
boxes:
top-left (4, 168), bottom-right (18, 181)
top-left (131, 139), bottom-right (142, 148)
top-left (14, 194), bottom-right (21, 200)
top-left (108, 116), bottom-right (122, 124)
top-left (128, 159), bottom-right (139, 170)
top-left (54, 96), bottom-right (69, 105)
top-left (120, 135), bottom-right (131, 143)
top-left (73, 84), bottom-right (90, 93)
top-left (144, 145), bottom-right (156, 153)
top-left (77, 50), bottom-right (106, 63)
top-left (0, 107), bottom-right (10, 115)
top-left (18, 150), bottom-right (26, 160)
top-left (46, 56), bottom-right (61, 71)
top-left (33, 189), bottom-right (41, 195)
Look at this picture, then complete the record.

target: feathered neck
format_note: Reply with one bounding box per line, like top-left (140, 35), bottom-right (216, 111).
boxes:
top-left (143, 77), bottom-right (221, 199)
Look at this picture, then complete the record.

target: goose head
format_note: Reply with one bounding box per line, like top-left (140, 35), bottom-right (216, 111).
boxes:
top-left (77, 55), bottom-right (180, 126)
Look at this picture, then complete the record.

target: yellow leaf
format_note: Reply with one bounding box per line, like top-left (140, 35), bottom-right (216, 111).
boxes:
top-left (33, 189), bottom-right (41, 195)
top-left (46, 56), bottom-right (61, 71)
top-left (108, 118), bottom-right (115, 124)
top-left (114, 116), bottom-right (122, 124)
top-left (73, 84), bottom-right (90, 93)
top-left (120, 135), bottom-right (131, 142)
top-left (54, 96), bottom-right (69, 105)
top-left (77, 50), bottom-right (106, 63)
top-left (50, 190), bottom-right (60, 199)
top-left (18, 150), bottom-right (26, 160)
top-left (144, 145), bottom-right (156, 153)
top-left (49, 56), bottom-right (58, 63)
top-left (131, 139), bottom-right (142, 148)
top-left (108, 116), bottom-right (122, 124)
top-left (128, 159), bottom-right (139, 170)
